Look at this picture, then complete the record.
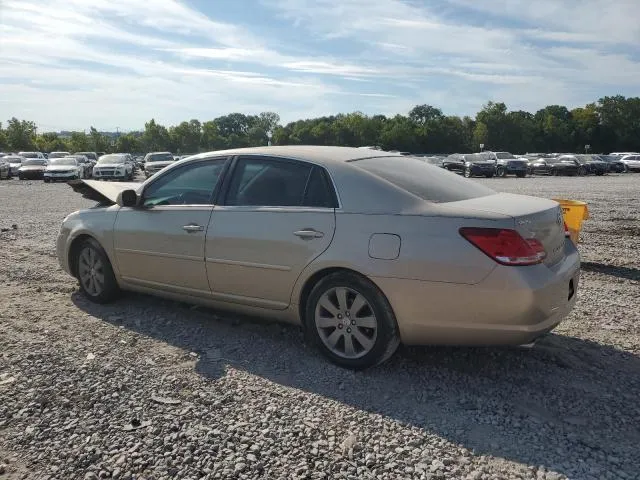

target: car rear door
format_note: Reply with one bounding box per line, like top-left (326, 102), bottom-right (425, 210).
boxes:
top-left (205, 155), bottom-right (337, 309)
top-left (112, 157), bottom-right (228, 296)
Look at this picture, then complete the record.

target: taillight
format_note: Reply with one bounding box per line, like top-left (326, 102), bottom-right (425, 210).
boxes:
top-left (459, 228), bottom-right (546, 266)
top-left (563, 221), bottom-right (571, 238)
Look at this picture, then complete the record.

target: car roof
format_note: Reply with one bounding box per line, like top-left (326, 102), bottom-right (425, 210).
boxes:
top-left (188, 146), bottom-right (402, 166)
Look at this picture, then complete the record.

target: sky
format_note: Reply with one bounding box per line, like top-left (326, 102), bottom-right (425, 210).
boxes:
top-left (1, 0), bottom-right (639, 132)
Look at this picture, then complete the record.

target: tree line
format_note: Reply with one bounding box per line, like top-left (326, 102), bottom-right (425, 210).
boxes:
top-left (1, 95), bottom-right (639, 155)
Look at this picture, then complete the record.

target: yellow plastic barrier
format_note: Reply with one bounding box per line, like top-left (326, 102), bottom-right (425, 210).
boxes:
top-left (553, 199), bottom-right (589, 244)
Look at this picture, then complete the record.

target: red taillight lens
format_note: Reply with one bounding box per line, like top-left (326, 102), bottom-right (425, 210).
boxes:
top-left (459, 228), bottom-right (547, 266)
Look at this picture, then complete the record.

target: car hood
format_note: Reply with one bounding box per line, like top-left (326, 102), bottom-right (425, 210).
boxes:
top-left (46, 165), bottom-right (77, 171)
top-left (468, 161), bottom-right (495, 166)
top-left (145, 161), bottom-right (174, 168)
top-left (94, 163), bottom-right (126, 168)
top-left (68, 179), bottom-right (142, 204)
top-left (19, 165), bottom-right (46, 171)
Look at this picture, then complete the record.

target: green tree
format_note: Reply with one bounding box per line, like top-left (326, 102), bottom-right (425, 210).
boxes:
top-left (37, 132), bottom-right (69, 152)
top-left (0, 122), bottom-right (8, 151)
top-left (473, 121), bottom-right (488, 150)
top-left (69, 132), bottom-right (90, 152)
top-left (115, 133), bottom-right (142, 153)
top-left (5, 117), bottom-right (37, 150)
top-left (170, 119), bottom-right (202, 154)
top-left (142, 119), bottom-right (171, 151)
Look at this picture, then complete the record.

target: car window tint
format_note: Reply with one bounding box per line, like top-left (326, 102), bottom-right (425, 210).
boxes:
top-left (304, 167), bottom-right (337, 208)
top-left (226, 157), bottom-right (312, 207)
top-left (143, 160), bottom-right (226, 207)
top-left (353, 156), bottom-right (495, 203)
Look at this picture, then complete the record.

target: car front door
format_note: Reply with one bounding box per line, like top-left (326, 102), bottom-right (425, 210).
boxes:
top-left (205, 156), bottom-right (337, 309)
top-left (113, 157), bottom-right (229, 296)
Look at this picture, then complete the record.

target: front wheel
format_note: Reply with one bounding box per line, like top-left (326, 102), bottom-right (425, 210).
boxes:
top-left (496, 166), bottom-right (506, 177)
top-left (463, 167), bottom-right (472, 178)
top-left (305, 272), bottom-right (400, 369)
top-left (75, 238), bottom-right (120, 304)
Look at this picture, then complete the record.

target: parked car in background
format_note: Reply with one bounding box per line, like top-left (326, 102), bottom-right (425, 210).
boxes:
top-left (0, 158), bottom-right (11, 179)
top-left (574, 155), bottom-right (609, 175)
top-left (44, 157), bottom-right (84, 182)
top-left (65, 155), bottom-right (92, 178)
top-left (484, 151), bottom-right (529, 177)
top-left (609, 152), bottom-right (639, 157)
top-left (143, 151), bottom-right (176, 178)
top-left (18, 151), bottom-right (46, 160)
top-left (445, 153), bottom-right (497, 178)
top-left (597, 155), bottom-right (626, 173)
top-left (18, 158), bottom-right (48, 180)
top-left (528, 157), bottom-right (581, 176)
top-left (619, 154), bottom-right (640, 172)
top-left (48, 151), bottom-right (71, 159)
top-left (75, 151), bottom-right (98, 161)
top-left (92, 154), bottom-right (135, 180)
top-left (556, 155), bottom-right (588, 175)
top-left (58, 146), bottom-right (579, 369)
top-left (4, 155), bottom-right (25, 176)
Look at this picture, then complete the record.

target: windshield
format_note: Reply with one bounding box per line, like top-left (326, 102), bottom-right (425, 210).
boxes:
top-left (495, 152), bottom-right (516, 159)
top-left (19, 152), bottom-right (40, 159)
top-left (76, 152), bottom-right (97, 160)
top-left (97, 155), bottom-right (125, 164)
top-left (50, 158), bottom-right (77, 166)
top-left (146, 152), bottom-right (174, 162)
top-left (353, 156), bottom-right (495, 203)
top-left (48, 152), bottom-right (70, 159)
top-left (23, 159), bottom-right (46, 166)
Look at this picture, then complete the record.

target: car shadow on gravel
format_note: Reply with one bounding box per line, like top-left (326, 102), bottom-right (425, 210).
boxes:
top-left (72, 292), bottom-right (640, 477)
top-left (581, 261), bottom-right (640, 281)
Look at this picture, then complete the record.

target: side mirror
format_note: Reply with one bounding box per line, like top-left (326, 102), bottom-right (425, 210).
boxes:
top-left (117, 189), bottom-right (138, 207)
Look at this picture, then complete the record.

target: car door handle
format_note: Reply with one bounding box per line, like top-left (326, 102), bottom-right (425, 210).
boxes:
top-left (183, 224), bottom-right (204, 233)
top-left (294, 229), bottom-right (324, 239)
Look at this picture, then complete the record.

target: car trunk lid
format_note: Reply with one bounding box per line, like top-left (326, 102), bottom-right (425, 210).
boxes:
top-left (442, 193), bottom-right (566, 266)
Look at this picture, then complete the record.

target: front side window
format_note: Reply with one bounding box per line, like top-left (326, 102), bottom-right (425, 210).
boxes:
top-left (142, 159), bottom-right (227, 207)
top-left (225, 157), bottom-right (313, 207)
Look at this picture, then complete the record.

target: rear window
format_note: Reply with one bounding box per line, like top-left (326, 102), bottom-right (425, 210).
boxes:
top-left (353, 156), bottom-right (495, 203)
top-left (146, 153), bottom-right (174, 162)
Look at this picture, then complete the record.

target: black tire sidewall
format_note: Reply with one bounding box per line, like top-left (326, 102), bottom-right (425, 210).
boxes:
top-left (76, 238), bottom-right (119, 304)
top-left (304, 272), bottom-right (399, 369)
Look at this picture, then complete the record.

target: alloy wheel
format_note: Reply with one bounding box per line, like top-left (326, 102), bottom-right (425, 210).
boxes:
top-left (78, 246), bottom-right (105, 297)
top-left (315, 287), bottom-right (378, 359)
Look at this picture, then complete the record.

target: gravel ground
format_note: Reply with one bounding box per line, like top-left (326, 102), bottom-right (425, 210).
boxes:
top-left (0, 173), bottom-right (638, 480)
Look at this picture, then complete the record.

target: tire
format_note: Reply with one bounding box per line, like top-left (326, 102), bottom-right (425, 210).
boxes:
top-left (463, 167), bottom-right (472, 178)
top-left (578, 167), bottom-right (587, 176)
top-left (496, 166), bottom-right (506, 177)
top-left (304, 271), bottom-right (400, 369)
top-left (75, 238), bottom-right (120, 304)
top-left (44, 178), bottom-right (50, 183)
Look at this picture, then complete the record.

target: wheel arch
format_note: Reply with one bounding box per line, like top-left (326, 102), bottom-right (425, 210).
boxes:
top-left (68, 234), bottom-right (108, 278)
top-left (297, 266), bottom-right (392, 330)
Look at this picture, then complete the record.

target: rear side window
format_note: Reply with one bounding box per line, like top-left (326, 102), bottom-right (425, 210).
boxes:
top-left (226, 157), bottom-right (312, 207)
top-left (304, 167), bottom-right (337, 208)
top-left (353, 156), bottom-right (495, 203)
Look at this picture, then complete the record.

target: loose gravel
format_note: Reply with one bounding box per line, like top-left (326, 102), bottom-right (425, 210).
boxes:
top-left (0, 173), bottom-right (638, 480)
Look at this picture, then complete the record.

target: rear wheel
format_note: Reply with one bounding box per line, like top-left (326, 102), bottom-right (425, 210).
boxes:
top-left (496, 166), bottom-right (506, 177)
top-left (464, 167), bottom-right (472, 178)
top-left (305, 272), bottom-right (400, 369)
top-left (75, 238), bottom-right (120, 304)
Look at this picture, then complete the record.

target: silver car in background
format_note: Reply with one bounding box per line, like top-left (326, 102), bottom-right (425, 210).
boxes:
top-left (57, 146), bottom-right (580, 369)
top-left (143, 151), bottom-right (176, 178)
top-left (93, 154), bottom-right (134, 180)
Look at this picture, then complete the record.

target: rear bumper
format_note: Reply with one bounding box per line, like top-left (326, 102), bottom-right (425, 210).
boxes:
top-left (372, 240), bottom-right (580, 346)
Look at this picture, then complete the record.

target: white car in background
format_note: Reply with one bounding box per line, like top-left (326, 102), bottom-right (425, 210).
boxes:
top-left (619, 154), bottom-right (640, 172)
top-left (44, 157), bottom-right (84, 182)
top-left (4, 155), bottom-right (26, 176)
top-left (93, 154), bottom-right (135, 181)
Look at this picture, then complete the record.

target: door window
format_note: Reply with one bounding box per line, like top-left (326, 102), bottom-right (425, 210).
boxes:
top-left (142, 159), bottom-right (227, 207)
top-left (226, 157), bottom-right (312, 207)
